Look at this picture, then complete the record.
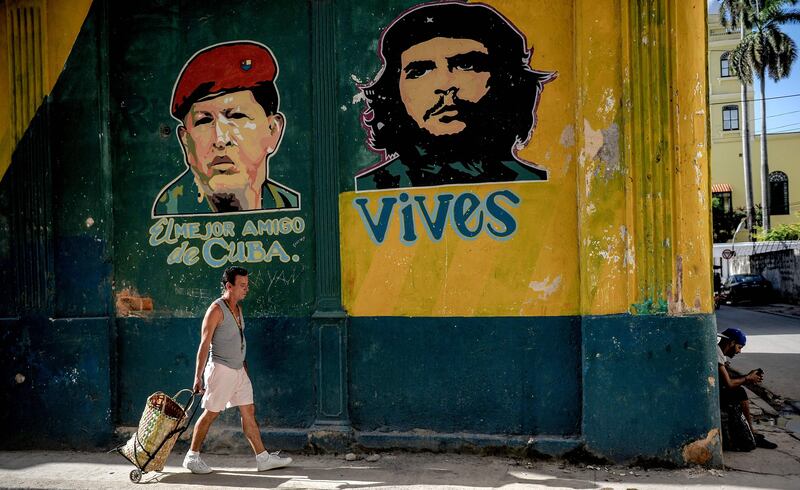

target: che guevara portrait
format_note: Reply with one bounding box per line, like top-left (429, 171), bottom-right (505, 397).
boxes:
top-left (355, 1), bottom-right (555, 191)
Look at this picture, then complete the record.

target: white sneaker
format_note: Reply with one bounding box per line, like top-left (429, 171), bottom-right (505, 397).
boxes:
top-left (182, 453), bottom-right (213, 474)
top-left (257, 451), bottom-right (292, 471)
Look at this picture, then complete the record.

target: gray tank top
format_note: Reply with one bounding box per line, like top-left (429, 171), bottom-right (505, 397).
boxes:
top-left (209, 298), bottom-right (246, 369)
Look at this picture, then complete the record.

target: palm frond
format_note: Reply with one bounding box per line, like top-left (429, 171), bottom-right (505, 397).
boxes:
top-left (769, 10), bottom-right (800, 25)
top-left (730, 37), bottom-right (756, 83)
top-left (719, 0), bottom-right (754, 29)
top-left (727, 1), bottom-right (799, 83)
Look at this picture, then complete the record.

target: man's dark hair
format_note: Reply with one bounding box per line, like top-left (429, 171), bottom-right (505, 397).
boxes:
top-left (360, 1), bottom-right (554, 160)
top-left (175, 82), bottom-right (279, 122)
top-left (222, 266), bottom-right (248, 287)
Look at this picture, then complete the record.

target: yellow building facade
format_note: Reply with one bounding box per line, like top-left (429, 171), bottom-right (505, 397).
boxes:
top-left (708, 8), bottom-right (800, 233)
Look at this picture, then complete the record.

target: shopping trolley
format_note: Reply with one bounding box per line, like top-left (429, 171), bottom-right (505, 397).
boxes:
top-left (116, 389), bottom-right (200, 483)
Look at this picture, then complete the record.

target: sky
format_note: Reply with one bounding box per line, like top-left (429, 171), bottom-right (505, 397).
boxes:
top-left (709, 0), bottom-right (800, 134)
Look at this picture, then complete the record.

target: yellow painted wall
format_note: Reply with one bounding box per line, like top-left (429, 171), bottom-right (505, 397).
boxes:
top-left (0, 5), bottom-right (9, 178)
top-left (712, 133), bottom-right (800, 226)
top-left (341, 1), bottom-right (579, 317)
top-left (340, 0), bottom-right (712, 316)
top-left (0, 0), bottom-right (93, 181)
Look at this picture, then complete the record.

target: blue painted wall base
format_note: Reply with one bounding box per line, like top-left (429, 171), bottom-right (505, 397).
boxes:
top-left (0, 316), bottom-right (113, 450)
top-left (582, 313), bottom-right (722, 466)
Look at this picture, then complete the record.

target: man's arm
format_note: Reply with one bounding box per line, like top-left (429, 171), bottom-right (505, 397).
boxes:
top-left (718, 363), bottom-right (762, 389)
top-left (193, 303), bottom-right (222, 393)
top-left (240, 304), bottom-right (248, 376)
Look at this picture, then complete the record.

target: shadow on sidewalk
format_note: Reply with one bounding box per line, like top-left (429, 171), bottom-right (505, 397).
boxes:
top-left (151, 464), bottom-right (599, 489)
top-left (740, 303), bottom-right (800, 320)
top-left (3, 451), bottom-right (800, 489)
top-left (153, 470), bottom-right (294, 488)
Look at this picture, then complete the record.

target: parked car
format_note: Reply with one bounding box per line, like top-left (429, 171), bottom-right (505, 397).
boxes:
top-left (720, 274), bottom-right (773, 305)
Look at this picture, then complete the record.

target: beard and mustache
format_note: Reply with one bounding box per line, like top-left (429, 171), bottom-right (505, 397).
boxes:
top-left (397, 90), bottom-right (520, 165)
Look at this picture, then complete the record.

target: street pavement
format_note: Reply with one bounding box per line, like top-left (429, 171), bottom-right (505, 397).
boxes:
top-left (0, 449), bottom-right (799, 490)
top-left (1, 305), bottom-right (798, 489)
top-left (715, 304), bottom-right (800, 402)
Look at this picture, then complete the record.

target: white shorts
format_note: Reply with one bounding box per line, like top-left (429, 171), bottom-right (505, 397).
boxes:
top-left (201, 362), bottom-right (254, 412)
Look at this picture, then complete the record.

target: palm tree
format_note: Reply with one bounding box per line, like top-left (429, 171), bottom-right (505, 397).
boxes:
top-left (719, 0), bottom-right (757, 234)
top-left (729, 0), bottom-right (800, 232)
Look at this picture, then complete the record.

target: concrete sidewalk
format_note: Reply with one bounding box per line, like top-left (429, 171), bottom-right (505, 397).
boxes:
top-left (742, 302), bottom-right (800, 319)
top-left (1, 428), bottom-right (799, 490)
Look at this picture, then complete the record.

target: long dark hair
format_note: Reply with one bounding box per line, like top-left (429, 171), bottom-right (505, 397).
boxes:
top-left (360, 1), bottom-right (554, 163)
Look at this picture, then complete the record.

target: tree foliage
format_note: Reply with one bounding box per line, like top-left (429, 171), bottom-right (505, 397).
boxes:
top-left (728, 1), bottom-right (799, 85)
top-left (719, 0), bottom-right (756, 31)
top-left (759, 222), bottom-right (800, 240)
top-left (713, 197), bottom-right (749, 243)
top-left (718, 0), bottom-right (758, 230)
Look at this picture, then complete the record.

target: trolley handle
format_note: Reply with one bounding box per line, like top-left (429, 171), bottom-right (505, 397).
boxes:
top-left (172, 388), bottom-right (196, 413)
top-left (173, 390), bottom-right (202, 434)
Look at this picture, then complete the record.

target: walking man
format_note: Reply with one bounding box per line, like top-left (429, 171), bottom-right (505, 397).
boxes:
top-left (183, 266), bottom-right (292, 473)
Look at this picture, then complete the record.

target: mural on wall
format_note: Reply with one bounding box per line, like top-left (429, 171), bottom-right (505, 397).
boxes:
top-left (153, 40), bottom-right (300, 217)
top-left (339, 0), bottom-right (581, 317)
top-left (355, 1), bottom-right (554, 191)
top-left (149, 41), bottom-right (304, 269)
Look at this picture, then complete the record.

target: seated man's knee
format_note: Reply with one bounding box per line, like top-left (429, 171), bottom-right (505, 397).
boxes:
top-left (720, 386), bottom-right (748, 407)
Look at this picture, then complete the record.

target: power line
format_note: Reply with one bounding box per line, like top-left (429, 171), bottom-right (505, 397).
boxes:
top-left (766, 121), bottom-right (800, 130)
top-left (710, 93), bottom-right (800, 105)
top-left (754, 109), bottom-right (800, 121)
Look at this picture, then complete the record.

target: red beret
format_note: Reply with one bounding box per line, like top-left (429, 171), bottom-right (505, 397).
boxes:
top-left (171, 41), bottom-right (277, 119)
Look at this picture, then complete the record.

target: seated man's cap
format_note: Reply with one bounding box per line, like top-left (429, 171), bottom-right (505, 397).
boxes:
top-left (171, 41), bottom-right (277, 120)
top-left (719, 327), bottom-right (747, 346)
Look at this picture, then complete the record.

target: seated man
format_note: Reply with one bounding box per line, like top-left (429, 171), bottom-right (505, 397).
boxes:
top-left (717, 327), bottom-right (777, 450)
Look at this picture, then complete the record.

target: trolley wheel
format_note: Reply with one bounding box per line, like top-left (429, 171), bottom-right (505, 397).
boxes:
top-left (129, 469), bottom-right (142, 483)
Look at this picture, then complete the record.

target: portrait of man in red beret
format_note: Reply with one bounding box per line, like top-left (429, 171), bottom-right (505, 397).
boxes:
top-left (153, 41), bottom-right (300, 216)
top-left (355, 1), bottom-right (554, 191)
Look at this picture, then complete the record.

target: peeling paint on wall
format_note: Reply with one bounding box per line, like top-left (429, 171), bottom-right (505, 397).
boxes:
top-left (599, 88), bottom-right (616, 118)
top-left (668, 255), bottom-right (685, 314)
top-left (115, 288), bottom-right (154, 317)
top-left (560, 124), bottom-right (575, 148)
top-left (620, 225), bottom-right (634, 268)
top-left (596, 124), bottom-right (621, 175)
top-left (528, 275), bottom-right (562, 299)
top-left (582, 120), bottom-right (622, 195)
top-left (681, 429), bottom-right (720, 466)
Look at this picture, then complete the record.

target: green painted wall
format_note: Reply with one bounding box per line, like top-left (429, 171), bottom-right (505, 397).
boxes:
top-left (117, 317), bottom-right (316, 427)
top-left (349, 317), bottom-right (581, 435)
top-left (0, 2), bottom-right (113, 449)
top-left (108, 0), bottom-right (315, 316)
top-left (582, 314), bottom-right (721, 463)
top-left (0, 0), bottom-right (720, 466)
top-left (0, 317), bottom-right (112, 449)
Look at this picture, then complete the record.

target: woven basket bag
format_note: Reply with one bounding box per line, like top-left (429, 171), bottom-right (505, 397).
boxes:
top-left (119, 389), bottom-right (194, 472)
